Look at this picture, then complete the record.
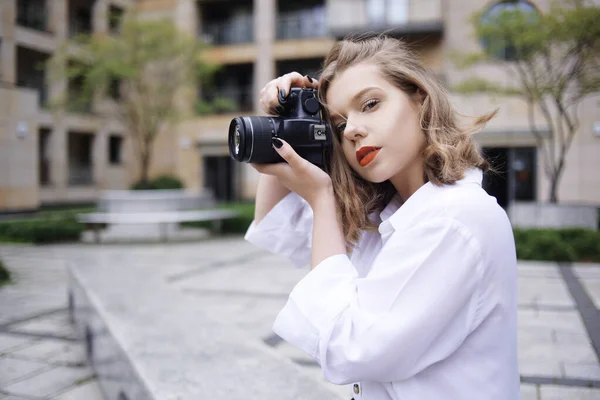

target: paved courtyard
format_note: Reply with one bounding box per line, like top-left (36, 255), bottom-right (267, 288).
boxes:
top-left (0, 238), bottom-right (599, 399)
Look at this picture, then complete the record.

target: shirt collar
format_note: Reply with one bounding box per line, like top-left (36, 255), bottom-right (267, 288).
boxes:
top-left (378, 168), bottom-right (483, 232)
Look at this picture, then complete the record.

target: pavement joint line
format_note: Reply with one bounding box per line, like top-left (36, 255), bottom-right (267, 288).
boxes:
top-left (0, 329), bottom-right (79, 342)
top-left (292, 357), bottom-right (320, 368)
top-left (1, 353), bottom-right (88, 368)
top-left (520, 375), bottom-right (600, 389)
top-left (559, 263), bottom-right (600, 360)
top-left (0, 308), bottom-right (67, 331)
top-left (517, 304), bottom-right (576, 312)
top-left (165, 250), bottom-right (267, 283)
top-left (182, 288), bottom-right (289, 300)
top-left (0, 388), bottom-right (52, 400)
top-left (0, 364), bottom-right (57, 390)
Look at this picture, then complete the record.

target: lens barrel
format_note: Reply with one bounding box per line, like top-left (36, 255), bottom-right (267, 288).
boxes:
top-left (228, 116), bottom-right (278, 164)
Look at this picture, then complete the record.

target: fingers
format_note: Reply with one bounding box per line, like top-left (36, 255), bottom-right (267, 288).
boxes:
top-left (272, 138), bottom-right (307, 172)
top-left (259, 72), bottom-right (319, 115)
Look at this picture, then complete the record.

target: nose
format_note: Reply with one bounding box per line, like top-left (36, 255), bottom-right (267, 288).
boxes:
top-left (343, 118), bottom-right (368, 142)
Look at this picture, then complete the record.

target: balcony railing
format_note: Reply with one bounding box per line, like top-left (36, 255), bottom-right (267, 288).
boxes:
top-left (198, 87), bottom-right (254, 115)
top-left (69, 165), bottom-right (93, 186)
top-left (201, 18), bottom-right (254, 45)
top-left (276, 7), bottom-right (327, 40)
top-left (16, 77), bottom-right (48, 108)
top-left (17, 0), bottom-right (49, 32)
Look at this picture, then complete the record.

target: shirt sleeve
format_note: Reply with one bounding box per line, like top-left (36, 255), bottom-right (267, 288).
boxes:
top-left (272, 217), bottom-right (484, 384)
top-left (244, 192), bottom-right (313, 268)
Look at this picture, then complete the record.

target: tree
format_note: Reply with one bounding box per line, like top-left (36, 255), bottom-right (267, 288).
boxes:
top-left (453, 0), bottom-right (600, 203)
top-left (50, 16), bottom-right (217, 185)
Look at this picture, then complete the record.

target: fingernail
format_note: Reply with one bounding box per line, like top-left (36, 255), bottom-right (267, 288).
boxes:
top-left (272, 138), bottom-right (283, 149)
top-left (306, 75), bottom-right (313, 83)
top-left (279, 88), bottom-right (287, 99)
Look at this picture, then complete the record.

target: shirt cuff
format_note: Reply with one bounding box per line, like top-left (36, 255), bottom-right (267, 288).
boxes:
top-left (273, 254), bottom-right (358, 359)
top-left (244, 192), bottom-right (312, 268)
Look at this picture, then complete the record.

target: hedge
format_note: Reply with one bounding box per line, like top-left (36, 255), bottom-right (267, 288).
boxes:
top-left (182, 202), bottom-right (255, 234)
top-left (0, 259), bottom-right (10, 286)
top-left (0, 215), bottom-right (85, 244)
top-left (514, 228), bottom-right (600, 262)
top-left (1, 202), bottom-right (599, 264)
top-left (131, 175), bottom-right (184, 190)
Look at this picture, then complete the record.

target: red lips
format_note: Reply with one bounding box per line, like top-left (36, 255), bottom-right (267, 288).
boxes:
top-left (356, 146), bottom-right (381, 167)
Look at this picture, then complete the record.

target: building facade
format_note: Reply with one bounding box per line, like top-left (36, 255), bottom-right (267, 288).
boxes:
top-left (1, 0), bottom-right (599, 212)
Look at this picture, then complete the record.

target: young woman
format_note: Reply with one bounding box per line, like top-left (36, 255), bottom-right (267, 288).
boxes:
top-left (245, 35), bottom-right (519, 400)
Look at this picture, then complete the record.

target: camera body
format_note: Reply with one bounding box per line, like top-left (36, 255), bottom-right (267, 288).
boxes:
top-left (228, 88), bottom-right (332, 169)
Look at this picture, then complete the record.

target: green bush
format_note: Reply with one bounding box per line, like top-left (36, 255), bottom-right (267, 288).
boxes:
top-left (0, 259), bottom-right (10, 286)
top-left (182, 202), bottom-right (255, 234)
top-left (131, 175), bottom-right (184, 190)
top-left (514, 228), bottom-right (600, 262)
top-left (0, 216), bottom-right (85, 244)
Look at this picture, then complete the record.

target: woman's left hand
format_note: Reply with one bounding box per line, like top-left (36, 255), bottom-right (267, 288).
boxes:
top-left (251, 138), bottom-right (333, 208)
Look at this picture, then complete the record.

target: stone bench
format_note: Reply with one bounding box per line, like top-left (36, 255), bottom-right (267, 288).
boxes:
top-left (68, 261), bottom-right (340, 400)
top-left (77, 189), bottom-right (239, 242)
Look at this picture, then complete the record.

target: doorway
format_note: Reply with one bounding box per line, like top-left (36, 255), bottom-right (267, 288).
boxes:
top-left (203, 155), bottom-right (238, 201)
top-left (482, 147), bottom-right (536, 208)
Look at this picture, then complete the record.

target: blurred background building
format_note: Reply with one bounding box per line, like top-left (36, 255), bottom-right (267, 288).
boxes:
top-left (1, 0), bottom-right (599, 212)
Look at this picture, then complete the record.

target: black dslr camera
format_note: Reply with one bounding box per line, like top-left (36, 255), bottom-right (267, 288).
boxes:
top-left (228, 88), bottom-right (332, 169)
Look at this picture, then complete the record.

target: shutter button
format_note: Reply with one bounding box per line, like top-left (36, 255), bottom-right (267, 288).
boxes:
top-left (353, 384), bottom-right (360, 394)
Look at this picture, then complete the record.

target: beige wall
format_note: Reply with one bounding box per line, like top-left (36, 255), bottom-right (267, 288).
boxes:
top-left (0, 0), bottom-right (140, 211)
top-left (445, 0), bottom-right (600, 204)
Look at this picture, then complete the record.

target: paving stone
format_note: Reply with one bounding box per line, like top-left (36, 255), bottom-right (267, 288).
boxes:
top-left (52, 380), bottom-right (104, 400)
top-left (520, 383), bottom-right (539, 400)
top-left (518, 278), bottom-right (575, 308)
top-left (8, 339), bottom-right (84, 365)
top-left (0, 335), bottom-right (36, 354)
top-left (572, 264), bottom-right (600, 279)
top-left (0, 358), bottom-right (49, 386)
top-left (518, 263), bottom-right (561, 278)
top-left (539, 385), bottom-right (600, 400)
top-left (2, 366), bottom-right (94, 398)
top-left (519, 341), bottom-right (598, 364)
top-left (518, 309), bottom-right (588, 334)
top-left (518, 361), bottom-right (562, 377)
top-left (8, 318), bottom-right (75, 338)
top-left (579, 279), bottom-right (600, 310)
top-left (562, 363), bottom-right (600, 380)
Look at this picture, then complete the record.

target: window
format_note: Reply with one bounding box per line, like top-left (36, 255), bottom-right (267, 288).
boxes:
top-left (480, 0), bottom-right (540, 61)
top-left (109, 78), bottom-right (121, 100)
top-left (366, 0), bottom-right (408, 26)
top-left (108, 5), bottom-right (124, 34)
top-left (109, 135), bottom-right (123, 165)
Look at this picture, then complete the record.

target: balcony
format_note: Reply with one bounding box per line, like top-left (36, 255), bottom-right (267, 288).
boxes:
top-left (202, 18), bottom-right (254, 45)
top-left (198, 87), bottom-right (254, 115)
top-left (68, 132), bottom-right (94, 186)
top-left (16, 46), bottom-right (50, 108)
top-left (328, 0), bottom-right (443, 40)
top-left (276, 6), bottom-right (327, 40)
top-left (199, 1), bottom-right (253, 45)
top-left (17, 0), bottom-right (49, 33)
top-left (68, 0), bottom-right (93, 38)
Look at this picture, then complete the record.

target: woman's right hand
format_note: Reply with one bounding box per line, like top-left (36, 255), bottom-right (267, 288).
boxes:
top-left (259, 72), bottom-right (319, 115)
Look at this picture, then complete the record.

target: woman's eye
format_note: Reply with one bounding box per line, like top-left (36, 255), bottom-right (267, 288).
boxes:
top-left (362, 99), bottom-right (379, 112)
top-left (335, 122), bottom-right (346, 135)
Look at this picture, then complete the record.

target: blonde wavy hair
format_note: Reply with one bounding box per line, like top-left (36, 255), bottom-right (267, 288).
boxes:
top-left (318, 34), bottom-right (495, 246)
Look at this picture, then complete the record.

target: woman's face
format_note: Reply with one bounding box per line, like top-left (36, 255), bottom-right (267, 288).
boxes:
top-left (326, 62), bottom-right (426, 190)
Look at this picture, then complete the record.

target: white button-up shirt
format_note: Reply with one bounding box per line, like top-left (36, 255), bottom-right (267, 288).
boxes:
top-left (245, 168), bottom-right (519, 400)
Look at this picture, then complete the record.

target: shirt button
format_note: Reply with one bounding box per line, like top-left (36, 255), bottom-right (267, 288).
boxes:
top-left (353, 384), bottom-right (360, 394)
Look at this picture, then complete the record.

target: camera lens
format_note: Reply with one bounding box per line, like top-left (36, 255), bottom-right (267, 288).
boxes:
top-left (228, 116), bottom-right (278, 163)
